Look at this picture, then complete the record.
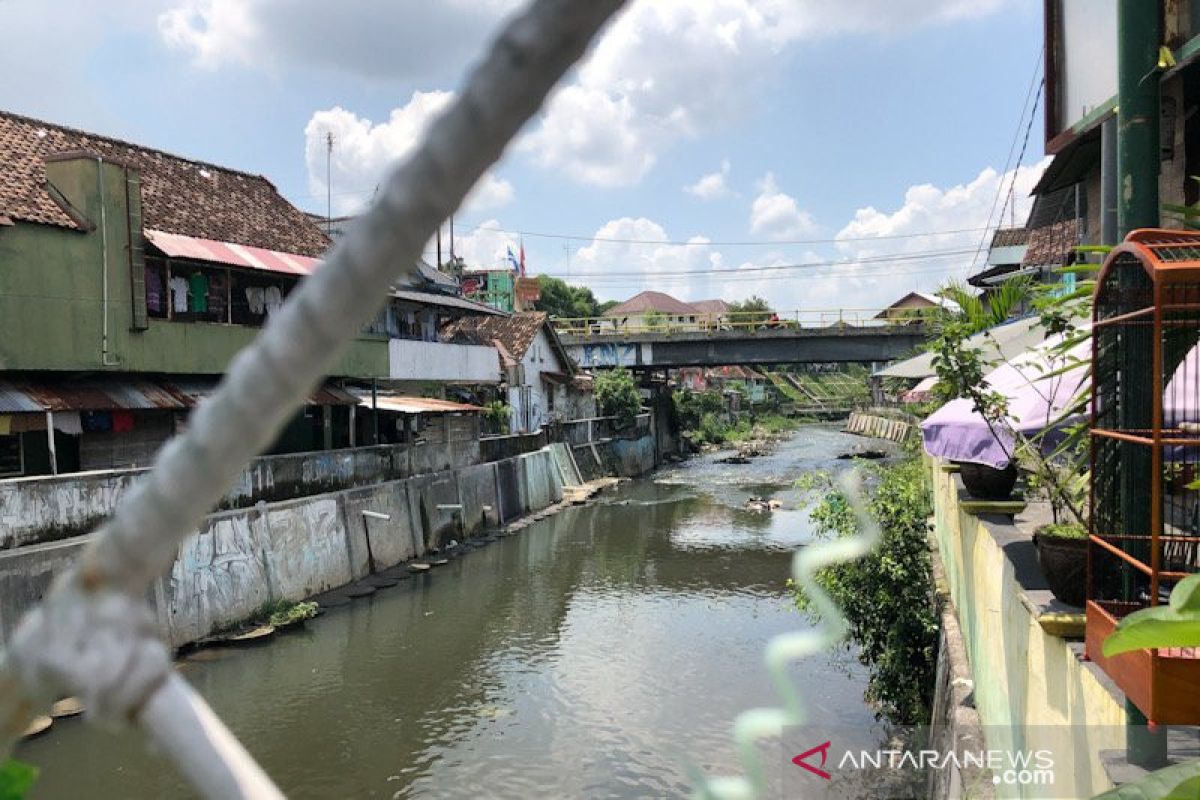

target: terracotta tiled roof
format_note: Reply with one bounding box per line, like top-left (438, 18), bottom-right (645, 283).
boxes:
top-left (991, 227), bottom-right (1029, 248)
top-left (444, 311), bottom-right (575, 374)
top-left (0, 110), bottom-right (330, 257)
top-left (1021, 219), bottom-right (1079, 267)
top-left (690, 298), bottom-right (730, 314)
top-left (604, 290), bottom-right (699, 316)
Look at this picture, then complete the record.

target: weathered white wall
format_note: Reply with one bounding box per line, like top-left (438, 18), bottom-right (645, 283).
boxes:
top-left (509, 328), bottom-right (570, 433)
top-left (388, 338), bottom-right (500, 383)
top-left (0, 437), bottom-right (482, 551)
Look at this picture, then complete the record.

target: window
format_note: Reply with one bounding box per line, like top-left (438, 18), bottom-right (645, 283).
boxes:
top-left (165, 262), bottom-right (231, 324)
top-left (0, 435), bottom-right (23, 477)
top-left (144, 257), bottom-right (169, 320)
top-left (230, 271), bottom-right (295, 326)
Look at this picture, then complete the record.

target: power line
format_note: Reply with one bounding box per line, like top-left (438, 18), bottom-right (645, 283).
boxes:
top-left (457, 223), bottom-right (995, 248)
top-left (966, 43), bottom-right (1045, 273)
top-left (542, 246), bottom-right (976, 278)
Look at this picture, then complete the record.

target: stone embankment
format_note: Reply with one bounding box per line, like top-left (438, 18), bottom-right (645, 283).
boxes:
top-left (843, 411), bottom-right (913, 443)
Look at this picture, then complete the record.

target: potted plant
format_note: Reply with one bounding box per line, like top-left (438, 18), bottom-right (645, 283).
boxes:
top-left (1021, 433), bottom-right (1091, 607)
top-left (1031, 521), bottom-right (1088, 607)
top-left (958, 461), bottom-right (1020, 500)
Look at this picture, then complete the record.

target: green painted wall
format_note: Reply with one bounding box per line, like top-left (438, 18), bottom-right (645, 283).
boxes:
top-left (0, 157), bottom-right (386, 377)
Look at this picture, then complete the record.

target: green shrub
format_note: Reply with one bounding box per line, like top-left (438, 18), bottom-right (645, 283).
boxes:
top-left (793, 457), bottom-right (938, 724)
top-left (482, 400), bottom-right (511, 435)
top-left (595, 368), bottom-right (642, 427)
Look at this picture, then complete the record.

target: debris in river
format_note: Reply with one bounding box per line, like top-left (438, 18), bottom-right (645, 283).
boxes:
top-left (22, 715), bottom-right (52, 739)
top-left (50, 697), bottom-right (84, 719)
top-left (836, 446), bottom-right (888, 460)
top-left (744, 496), bottom-right (782, 513)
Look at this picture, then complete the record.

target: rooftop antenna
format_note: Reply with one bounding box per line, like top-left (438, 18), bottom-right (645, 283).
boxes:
top-left (325, 131), bottom-right (334, 236)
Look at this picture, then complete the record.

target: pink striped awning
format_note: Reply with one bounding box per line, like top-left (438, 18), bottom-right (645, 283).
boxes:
top-left (145, 229), bottom-right (322, 276)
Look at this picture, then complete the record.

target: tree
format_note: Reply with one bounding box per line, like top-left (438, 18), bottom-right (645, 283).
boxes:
top-left (594, 368), bottom-right (642, 427)
top-left (641, 309), bottom-right (667, 330)
top-left (728, 295), bottom-right (773, 325)
top-left (936, 276), bottom-right (1033, 335)
top-left (534, 275), bottom-right (604, 319)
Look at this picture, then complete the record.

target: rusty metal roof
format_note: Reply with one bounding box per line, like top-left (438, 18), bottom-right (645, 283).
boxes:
top-left (0, 376), bottom-right (358, 412)
top-left (360, 394), bottom-right (483, 414)
top-left (146, 229), bottom-right (320, 276)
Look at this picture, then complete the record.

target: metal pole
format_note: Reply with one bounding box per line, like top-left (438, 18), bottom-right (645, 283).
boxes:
top-left (1116, 0), bottom-right (1166, 768)
top-left (1101, 116), bottom-right (1119, 245)
top-left (44, 411), bottom-right (57, 476)
top-left (372, 379), bottom-right (380, 445)
top-left (326, 132), bottom-right (333, 236)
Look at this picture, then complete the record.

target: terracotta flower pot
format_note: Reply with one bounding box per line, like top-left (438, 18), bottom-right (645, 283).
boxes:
top-left (959, 462), bottom-right (1019, 500)
top-left (1033, 527), bottom-right (1088, 608)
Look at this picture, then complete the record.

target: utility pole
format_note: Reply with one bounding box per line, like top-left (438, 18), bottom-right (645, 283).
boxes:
top-left (326, 132), bottom-right (334, 236)
top-left (450, 215), bottom-right (456, 261)
top-left (1116, 0), bottom-right (1165, 769)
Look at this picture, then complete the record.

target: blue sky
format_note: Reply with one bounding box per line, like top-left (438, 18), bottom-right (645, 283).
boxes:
top-left (1, 0), bottom-right (1048, 310)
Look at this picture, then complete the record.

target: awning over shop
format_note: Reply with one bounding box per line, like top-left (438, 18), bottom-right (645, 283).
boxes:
top-left (0, 376), bottom-right (359, 413)
top-left (920, 331), bottom-right (1090, 469)
top-left (873, 316), bottom-right (1047, 380)
top-left (146, 229), bottom-right (320, 276)
top-left (359, 395), bottom-right (483, 414)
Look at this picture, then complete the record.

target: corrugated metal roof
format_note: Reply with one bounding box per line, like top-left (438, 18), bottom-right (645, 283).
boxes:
top-left (360, 395), bottom-right (482, 414)
top-left (390, 289), bottom-right (505, 316)
top-left (0, 377), bottom-right (358, 412)
top-left (146, 229), bottom-right (320, 276)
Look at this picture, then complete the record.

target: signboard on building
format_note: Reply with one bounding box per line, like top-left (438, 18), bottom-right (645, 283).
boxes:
top-left (1046, 0), bottom-right (1117, 150)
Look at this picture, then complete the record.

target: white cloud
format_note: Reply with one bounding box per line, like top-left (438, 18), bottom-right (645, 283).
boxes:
top-left (558, 158), bottom-right (1050, 312)
top-left (685, 159), bottom-right (732, 200)
top-left (520, 0), bottom-right (1019, 186)
top-left (749, 173), bottom-right (817, 240)
top-left (569, 217), bottom-right (725, 302)
top-left (158, 0), bottom-right (1021, 189)
top-left (823, 156), bottom-right (1052, 308)
top-left (158, 0), bottom-right (520, 81)
top-left (304, 92), bottom-right (514, 216)
top-left (451, 221), bottom-right (520, 271)
top-left (158, 0), bottom-right (258, 69)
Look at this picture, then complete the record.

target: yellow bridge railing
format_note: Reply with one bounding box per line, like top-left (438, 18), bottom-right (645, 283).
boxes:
top-left (552, 307), bottom-right (940, 337)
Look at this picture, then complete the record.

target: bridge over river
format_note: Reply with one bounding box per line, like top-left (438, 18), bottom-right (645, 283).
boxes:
top-left (555, 308), bottom-right (931, 369)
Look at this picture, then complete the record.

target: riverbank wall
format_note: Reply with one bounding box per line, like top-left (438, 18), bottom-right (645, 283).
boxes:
top-left (927, 460), bottom-right (1126, 798)
top-left (0, 433), bottom-right (657, 650)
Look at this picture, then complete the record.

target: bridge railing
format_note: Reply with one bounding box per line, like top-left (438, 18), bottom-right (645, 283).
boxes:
top-left (553, 307), bottom-right (938, 337)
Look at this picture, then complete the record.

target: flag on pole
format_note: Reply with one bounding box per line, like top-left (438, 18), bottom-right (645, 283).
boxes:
top-left (506, 245), bottom-right (520, 274)
top-left (519, 238), bottom-right (526, 277)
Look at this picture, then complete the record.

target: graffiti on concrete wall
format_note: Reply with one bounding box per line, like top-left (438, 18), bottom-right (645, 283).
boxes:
top-left (575, 342), bottom-right (646, 368)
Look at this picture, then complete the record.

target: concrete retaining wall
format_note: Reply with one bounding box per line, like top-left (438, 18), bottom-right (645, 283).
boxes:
top-left (0, 438), bottom-right (482, 552)
top-left (0, 434), bottom-right (656, 650)
top-left (931, 461), bottom-right (1124, 798)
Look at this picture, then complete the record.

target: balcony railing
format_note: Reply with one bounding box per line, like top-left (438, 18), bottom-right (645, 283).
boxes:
top-left (552, 307), bottom-right (938, 337)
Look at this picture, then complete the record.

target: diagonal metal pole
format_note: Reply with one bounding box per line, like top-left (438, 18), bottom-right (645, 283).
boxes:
top-left (0, 1), bottom-right (626, 797)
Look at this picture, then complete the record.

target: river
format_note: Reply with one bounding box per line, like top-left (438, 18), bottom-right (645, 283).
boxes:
top-left (18, 424), bottom-right (890, 798)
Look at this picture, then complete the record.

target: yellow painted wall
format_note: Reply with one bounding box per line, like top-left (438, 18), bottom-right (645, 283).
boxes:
top-left (931, 463), bottom-right (1125, 799)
